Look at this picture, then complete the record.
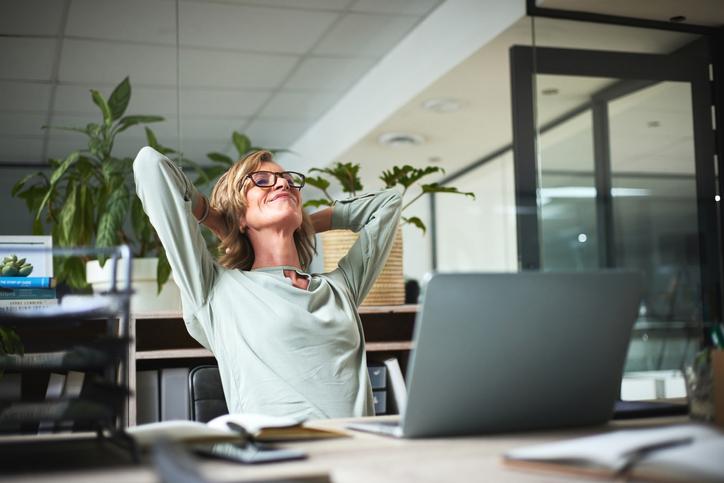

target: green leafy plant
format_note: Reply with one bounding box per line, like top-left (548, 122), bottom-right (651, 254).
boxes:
top-left (0, 325), bottom-right (23, 377)
top-left (12, 77), bottom-right (173, 291)
top-left (305, 163), bottom-right (475, 234)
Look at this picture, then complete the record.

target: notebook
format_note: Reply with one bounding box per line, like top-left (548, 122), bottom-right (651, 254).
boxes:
top-left (348, 271), bottom-right (642, 438)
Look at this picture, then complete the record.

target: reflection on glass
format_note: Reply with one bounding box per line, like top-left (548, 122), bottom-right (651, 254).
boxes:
top-left (535, 74), bottom-right (702, 400)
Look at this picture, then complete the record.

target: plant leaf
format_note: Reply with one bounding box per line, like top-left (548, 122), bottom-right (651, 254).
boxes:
top-left (108, 76), bottom-right (131, 121)
top-left (96, 184), bottom-right (130, 265)
top-left (206, 152), bottom-right (234, 165)
top-left (421, 183), bottom-right (476, 200)
top-left (402, 216), bottom-right (426, 235)
top-left (304, 175), bottom-right (330, 191)
top-left (156, 248), bottom-right (171, 294)
top-left (91, 89), bottom-right (112, 126)
top-left (302, 199), bottom-right (333, 209)
top-left (11, 172), bottom-right (40, 197)
top-left (232, 132), bottom-right (252, 157)
top-left (117, 115), bottom-right (164, 134)
top-left (36, 151), bottom-right (80, 220)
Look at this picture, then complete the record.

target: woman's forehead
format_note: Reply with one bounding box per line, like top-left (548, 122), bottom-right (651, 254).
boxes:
top-left (258, 161), bottom-right (284, 172)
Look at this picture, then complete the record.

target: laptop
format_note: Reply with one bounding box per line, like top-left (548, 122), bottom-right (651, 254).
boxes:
top-left (349, 271), bottom-right (642, 438)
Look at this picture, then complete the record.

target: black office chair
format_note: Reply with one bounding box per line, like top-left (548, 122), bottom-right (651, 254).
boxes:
top-left (188, 365), bottom-right (228, 423)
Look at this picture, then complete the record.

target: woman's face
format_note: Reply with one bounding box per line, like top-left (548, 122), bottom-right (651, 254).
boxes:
top-left (241, 161), bottom-right (303, 233)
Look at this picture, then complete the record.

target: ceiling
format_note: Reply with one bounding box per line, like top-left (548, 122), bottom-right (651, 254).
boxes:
top-left (1, 0), bottom-right (722, 190)
top-left (0, 0), bottom-right (443, 165)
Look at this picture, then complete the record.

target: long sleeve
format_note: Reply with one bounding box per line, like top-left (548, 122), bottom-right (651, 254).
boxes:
top-left (330, 189), bottom-right (402, 306)
top-left (133, 146), bottom-right (217, 348)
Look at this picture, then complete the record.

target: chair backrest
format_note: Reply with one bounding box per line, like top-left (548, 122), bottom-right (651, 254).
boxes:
top-left (188, 365), bottom-right (228, 422)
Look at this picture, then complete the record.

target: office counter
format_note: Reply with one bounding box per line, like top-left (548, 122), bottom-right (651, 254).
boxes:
top-left (0, 415), bottom-right (690, 483)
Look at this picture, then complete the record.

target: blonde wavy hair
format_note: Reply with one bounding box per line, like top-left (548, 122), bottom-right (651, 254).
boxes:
top-left (209, 150), bottom-right (316, 271)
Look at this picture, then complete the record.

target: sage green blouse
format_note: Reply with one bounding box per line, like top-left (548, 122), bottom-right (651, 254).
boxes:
top-left (133, 147), bottom-right (402, 420)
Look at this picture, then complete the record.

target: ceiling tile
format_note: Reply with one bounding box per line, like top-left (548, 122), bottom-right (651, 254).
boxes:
top-left (54, 84), bottom-right (178, 116)
top-left (59, 39), bottom-right (178, 85)
top-left (313, 12), bottom-right (419, 56)
top-left (180, 118), bottom-right (249, 140)
top-left (259, 91), bottom-right (340, 120)
top-left (284, 56), bottom-right (376, 90)
top-left (179, 2), bottom-right (338, 54)
top-left (0, 38), bottom-right (57, 81)
top-left (0, 82), bottom-right (52, 112)
top-left (180, 49), bottom-right (297, 88)
top-left (0, 0), bottom-right (64, 35)
top-left (180, 89), bottom-right (270, 117)
top-left (66, 0), bottom-right (177, 44)
top-left (229, 0), bottom-right (354, 10)
top-left (245, 118), bottom-right (308, 149)
top-left (176, 138), bottom-right (233, 165)
top-left (350, 0), bottom-right (441, 15)
top-left (0, 113), bottom-right (48, 137)
top-left (0, 137), bottom-right (44, 163)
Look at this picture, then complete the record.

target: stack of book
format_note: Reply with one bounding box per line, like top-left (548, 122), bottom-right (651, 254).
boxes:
top-left (0, 277), bottom-right (57, 312)
top-left (0, 235), bottom-right (57, 312)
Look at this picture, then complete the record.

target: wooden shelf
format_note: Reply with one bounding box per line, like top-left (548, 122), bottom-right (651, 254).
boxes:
top-left (136, 348), bottom-right (214, 360)
top-left (365, 341), bottom-right (414, 352)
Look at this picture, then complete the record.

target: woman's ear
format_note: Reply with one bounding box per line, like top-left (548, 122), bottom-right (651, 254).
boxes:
top-left (238, 214), bottom-right (246, 233)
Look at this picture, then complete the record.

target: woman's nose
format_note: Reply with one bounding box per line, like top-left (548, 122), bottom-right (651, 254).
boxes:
top-left (274, 176), bottom-right (291, 189)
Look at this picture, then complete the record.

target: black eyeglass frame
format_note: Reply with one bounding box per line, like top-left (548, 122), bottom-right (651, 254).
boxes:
top-left (242, 170), bottom-right (306, 189)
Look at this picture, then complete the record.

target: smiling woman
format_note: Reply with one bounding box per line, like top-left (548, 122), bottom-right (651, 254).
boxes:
top-left (133, 146), bottom-right (402, 420)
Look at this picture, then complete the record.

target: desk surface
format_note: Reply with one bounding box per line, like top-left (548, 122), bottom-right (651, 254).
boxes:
top-left (2, 415), bottom-right (690, 483)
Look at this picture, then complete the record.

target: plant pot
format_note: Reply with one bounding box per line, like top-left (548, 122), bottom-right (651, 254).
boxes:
top-left (86, 257), bottom-right (182, 313)
top-left (320, 228), bottom-right (404, 306)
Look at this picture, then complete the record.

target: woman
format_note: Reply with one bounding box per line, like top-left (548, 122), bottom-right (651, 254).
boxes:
top-left (133, 147), bottom-right (401, 420)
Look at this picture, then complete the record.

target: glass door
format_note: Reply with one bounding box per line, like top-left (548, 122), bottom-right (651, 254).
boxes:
top-left (510, 43), bottom-right (719, 401)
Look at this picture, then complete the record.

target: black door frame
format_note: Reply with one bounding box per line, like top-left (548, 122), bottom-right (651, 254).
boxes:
top-left (510, 44), bottom-right (720, 321)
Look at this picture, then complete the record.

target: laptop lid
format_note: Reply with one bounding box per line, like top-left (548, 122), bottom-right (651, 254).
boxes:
top-left (400, 271), bottom-right (642, 438)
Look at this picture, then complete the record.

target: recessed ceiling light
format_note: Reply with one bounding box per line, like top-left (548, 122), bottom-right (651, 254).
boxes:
top-left (378, 132), bottom-right (426, 147)
top-left (541, 88), bottom-right (559, 96)
top-left (421, 98), bottom-right (465, 113)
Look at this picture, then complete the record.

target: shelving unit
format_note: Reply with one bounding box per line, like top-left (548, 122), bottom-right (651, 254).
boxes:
top-left (127, 304), bottom-right (417, 426)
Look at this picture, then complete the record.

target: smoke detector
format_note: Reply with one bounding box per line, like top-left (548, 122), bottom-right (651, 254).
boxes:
top-left (377, 132), bottom-right (426, 147)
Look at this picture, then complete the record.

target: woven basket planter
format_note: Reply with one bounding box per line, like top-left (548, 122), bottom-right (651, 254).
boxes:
top-left (320, 227), bottom-right (404, 306)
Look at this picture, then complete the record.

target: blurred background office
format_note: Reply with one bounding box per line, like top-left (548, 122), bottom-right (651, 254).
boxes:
top-left (1, 0), bottom-right (722, 403)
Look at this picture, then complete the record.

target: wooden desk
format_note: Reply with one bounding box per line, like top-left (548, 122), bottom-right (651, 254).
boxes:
top-left (1, 416), bottom-right (689, 482)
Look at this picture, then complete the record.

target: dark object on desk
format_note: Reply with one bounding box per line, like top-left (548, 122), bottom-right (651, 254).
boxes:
top-left (0, 435), bottom-right (136, 473)
top-left (189, 365), bottom-right (228, 423)
top-left (613, 400), bottom-right (689, 419)
top-left (195, 442), bottom-right (306, 464)
top-left (153, 440), bottom-right (326, 483)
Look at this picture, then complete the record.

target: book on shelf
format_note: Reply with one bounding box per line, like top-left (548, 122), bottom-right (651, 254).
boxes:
top-left (0, 298), bottom-right (58, 312)
top-left (0, 277), bottom-right (56, 289)
top-left (137, 370), bottom-right (160, 424)
top-left (0, 235), bottom-right (53, 278)
top-left (0, 287), bottom-right (56, 299)
top-left (161, 367), bottom-right (190, 421)
top-left (127, 413), bottom-right (349, 446)
top-left (384, 357), bottom-right (407, 415)
top-left (503, 423), bottom-right (724, 482)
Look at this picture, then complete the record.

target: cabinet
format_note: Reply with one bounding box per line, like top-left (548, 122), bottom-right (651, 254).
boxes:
top-left (127, 305), bottom-right (417, 426)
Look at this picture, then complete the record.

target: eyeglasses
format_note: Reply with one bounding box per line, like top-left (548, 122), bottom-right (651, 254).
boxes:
top-left (243, 171), bottom-right (306, 189)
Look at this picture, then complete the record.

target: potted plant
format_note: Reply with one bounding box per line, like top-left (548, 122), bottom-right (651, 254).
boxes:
top-left (304, 163), bottom-right (474, 305)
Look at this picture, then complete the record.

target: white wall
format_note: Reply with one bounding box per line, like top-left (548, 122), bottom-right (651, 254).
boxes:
top-left (434, 153), bottom-right (518, 272)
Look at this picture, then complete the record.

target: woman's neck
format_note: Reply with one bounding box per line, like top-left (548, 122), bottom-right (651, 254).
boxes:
top-left (249, 229), bottom-right (302, 270)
